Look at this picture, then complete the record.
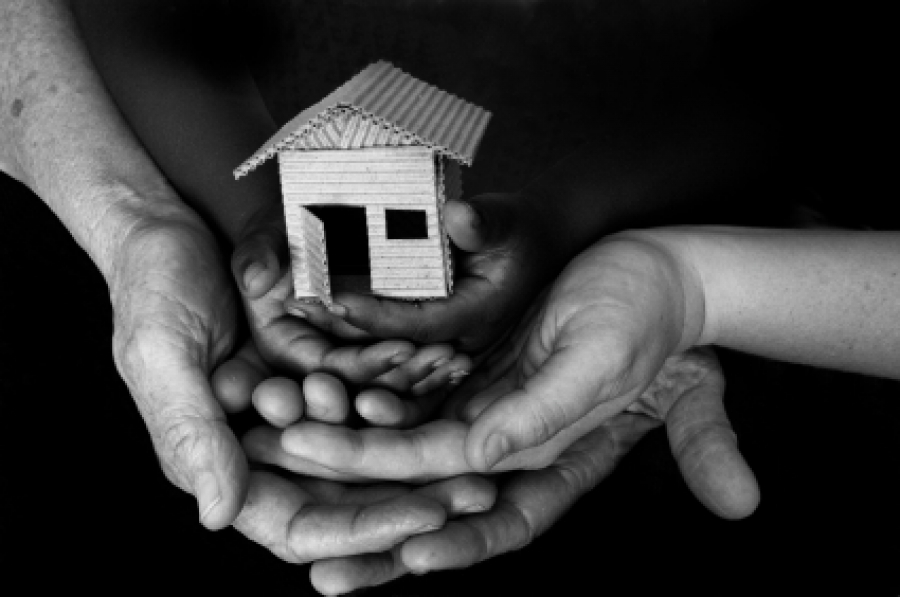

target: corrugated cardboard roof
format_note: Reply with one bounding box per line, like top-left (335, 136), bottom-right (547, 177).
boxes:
top-left (235, 61), bottom-right (490, 178)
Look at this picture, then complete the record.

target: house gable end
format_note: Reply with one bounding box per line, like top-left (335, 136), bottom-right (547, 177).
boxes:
top-left (235, 61), bottom-right (491, 178)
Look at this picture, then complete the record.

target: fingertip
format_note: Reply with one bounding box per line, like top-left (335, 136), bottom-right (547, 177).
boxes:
top-left (303, 372), bottom-right (350, 423)
top-left (355, 387), bottom-right (405, 427)
top-left (196, 439), bottom-right (249, 531)
top-left (211, 358), bottom-right (262, 414)
top-left (251, 377), bottom-right (304, 428)
top-left (698, 451), bottom-right (760, 520)
top-left (677, 428), bottom-right (761, 520)
top-left (443, 200), bottom-right (484, 252)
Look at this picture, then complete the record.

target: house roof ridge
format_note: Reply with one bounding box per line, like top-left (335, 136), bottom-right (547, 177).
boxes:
top-left (235, 61), bottom-right (490, 179)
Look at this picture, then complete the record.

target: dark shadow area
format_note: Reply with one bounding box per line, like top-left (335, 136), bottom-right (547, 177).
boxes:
top-left (4, 0), bottom-right (899, 594)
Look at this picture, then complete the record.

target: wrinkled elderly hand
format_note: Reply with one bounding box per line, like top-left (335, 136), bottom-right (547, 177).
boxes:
top-left (109, 215), bottom-right (246, 529)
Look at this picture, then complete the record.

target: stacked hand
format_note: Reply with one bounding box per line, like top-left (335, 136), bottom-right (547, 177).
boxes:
top-left (108, 209), bottom-right (495, 581)
top-left (215, 341), bottom-right (757, 594)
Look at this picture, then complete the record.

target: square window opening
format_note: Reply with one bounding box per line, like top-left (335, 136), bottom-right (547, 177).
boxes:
top-left (385, 209), bottom-right (429, 240)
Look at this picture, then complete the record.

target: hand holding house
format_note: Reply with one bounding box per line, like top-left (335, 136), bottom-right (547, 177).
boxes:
top-left (235, 61), bottom-right (490, 307)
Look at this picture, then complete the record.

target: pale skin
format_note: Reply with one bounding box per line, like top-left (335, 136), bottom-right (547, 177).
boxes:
top-left (71, 0), bottom-right (471, 394)
top-left (268, 227), bottom-right (900, 482)
top-left (3, 1), bottom-right (765, 592)
top-left (1, 0), bottom-right (491, 566)
top-left (213, 344), bottom-right (759, 594)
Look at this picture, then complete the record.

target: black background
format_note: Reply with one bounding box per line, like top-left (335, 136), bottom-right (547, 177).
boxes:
top-left (2, 0), bottom-right (899, 593)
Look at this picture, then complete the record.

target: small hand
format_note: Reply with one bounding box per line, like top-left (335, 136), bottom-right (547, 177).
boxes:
top-left (213, 340), bottom-right (465, 428)
top-left (287, 193), bottom-right (562, 353)
top-left (230, 209), bottom-right (471, 394)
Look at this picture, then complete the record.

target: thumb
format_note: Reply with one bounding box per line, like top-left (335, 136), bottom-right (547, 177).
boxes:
top-left (443, 193), bottom-right (517, 253)
top-left (143, 364), bottom-right (249, 530)
top-left (231, 221), bottom-right (288, 300)
top-left (665, 370), bottom-right (760, 520)
top-left (465, 341), bottom-right (631, 471)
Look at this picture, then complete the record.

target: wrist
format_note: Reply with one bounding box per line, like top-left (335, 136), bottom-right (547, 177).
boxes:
top-left (79, 178), bottom-right (207, 288)
top-left (604, 228), bottom-right (709, 353)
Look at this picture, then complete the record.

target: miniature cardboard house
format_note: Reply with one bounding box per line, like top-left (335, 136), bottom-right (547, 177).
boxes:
top-left (235, 61), bottom-right (491, 306)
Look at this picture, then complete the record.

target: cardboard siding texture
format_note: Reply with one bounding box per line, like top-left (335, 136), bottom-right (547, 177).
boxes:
top-left (279, 147), bottom-right (449, 299)
top-left (284, 205), bottom-right (331, 305)
top-left (235, 61), bottom-right (490, 178)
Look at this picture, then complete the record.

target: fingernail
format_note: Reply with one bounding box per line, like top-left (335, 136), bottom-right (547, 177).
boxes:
top-left (432, 357), bottom-right (451, 370)
top-left (483, 434), bottom-right (510, 470)
top-left (196, 472), bottom-right (221, 524)
top-left (328, 302), bottom-right (348, 317)
top-left (448, 370), bottom-right (469, 385)
top-left (390, 351), bottom-right (413, 366)
top-left (242, 261), bottom-right (265, 292)
top-left (460, 502), bottom-right (490, 514)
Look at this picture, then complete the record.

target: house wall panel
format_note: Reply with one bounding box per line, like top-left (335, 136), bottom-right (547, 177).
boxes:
top-left (375, 287), bottom-right (450, 299)
top-left (371, 278), bottom-right (448, 291)
top-left (280, 147), bottom-right (434, 163)
top-left (370, 256), bottom-right (445, 269)
top-left (371, 267), bottom-right (446, 279)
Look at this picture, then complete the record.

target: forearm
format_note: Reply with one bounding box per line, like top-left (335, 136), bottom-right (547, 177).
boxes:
top-left (522, 93), bottom-right (770, 269)
top-left (645, 227), bottom-right (900, 380)
top-left (73, 0), bottom-right (282, 245)
top-left (0, 0), bottom-right (190, 281)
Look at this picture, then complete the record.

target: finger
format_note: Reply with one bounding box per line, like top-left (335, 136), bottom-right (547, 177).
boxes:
top-left (303, 372), bottom-right (350, 424)
top-left (232, 222), bottom-right (288, 300)
top-left (355, 385), bottom-right (450, 428)
top-left (281, 420), bottom-right (472, 481)
top-left (371, 343), bottom-right (455, 392)
top-left (443, 194), bottom-right (516, 253)
top-left (286, 299), bottom-right (375, 341)
top-left (325, 285), bottom-right (487, 344)
top-left (311, 548), bottom-right (409, 596)
top-left (413, 475), bottom-right (497, 516)
top-left (242, 425), bottom-right (368, 482)
top-left (402, 425), bottom-right (622, 573)
top-left (211, 341), bottom-right (271, 414)
top-left (465, 339), bottom-right (637, 471)
top-left (287, 493), bottom-right (446, 561)
top-left (411, 352), bottom-right (473, 396)
top-left (252, 377), bottom-right (304, 427)
top-left (665, 368), bottom-right (760, 519)
top-left (322, 474), bottom-right (496, 517)
top-left (355, 387), bottom-right (407, 427)
top-left (317, 341), bottom-right (419, 385)
top-left (232, 472), bottom-right (445, 564)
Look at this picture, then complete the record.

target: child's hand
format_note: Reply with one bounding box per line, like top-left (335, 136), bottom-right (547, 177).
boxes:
top-left (285, 193), bottom-right (564, 353)
top-left (213, 340), bottom-right (465, 429)
top-left (230, 212), bottom-right (471, 391)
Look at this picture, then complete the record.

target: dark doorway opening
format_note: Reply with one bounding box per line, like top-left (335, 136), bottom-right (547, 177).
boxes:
top-left (307, 205), bottom-right (371, 294)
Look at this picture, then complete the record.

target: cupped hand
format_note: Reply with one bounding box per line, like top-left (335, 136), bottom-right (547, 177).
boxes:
top-left (233, 469), bottom-right (496, 595)
top-left (269, 348), bottom-right (758, 595)
top-left (244, 346), bottom-right (757, 520)
top-left (287, 193), bottom-right (563, 353)
top-left (109, 215), bottom-right (246, 529)
top-left (230, 207), bottom-right (471, 392)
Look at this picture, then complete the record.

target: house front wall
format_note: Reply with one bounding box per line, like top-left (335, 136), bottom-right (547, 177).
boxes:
top-left (279, 147), bottom-right (450, 299)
